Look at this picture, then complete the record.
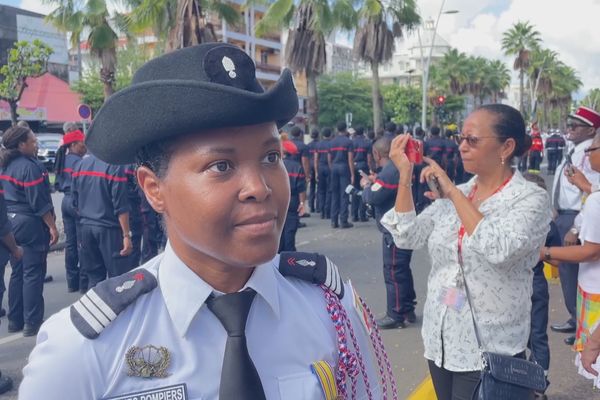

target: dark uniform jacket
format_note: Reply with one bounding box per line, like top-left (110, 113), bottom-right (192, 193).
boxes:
top-left (308, 140), bottom-right (319, 166)
top-left (444, 138), bottom-right (459, 162)
top-left (56, 153), bottom-right (83, 193)
top-left (283, 158), bottom-right (306, 214)
top-left (352, 135), bottom-right (372, 171)
top-left (424, 136), bottom-right (446, 165)
top-left (290, 138), bottom-right (309, 165)
top-left (0, 155), bottom-right (53, 218)
top-left (0, 192), bottom-right (13, 260)
top-left (329, 135), bottom-right (353, 165)
top-left (316, 140), bottom-right (331, 169)
top-left (362, 160), bottom-right (400, 233)
top-left (546, 134), bottom-right (565, 152)
top-left (73, 154), bottom-right (129, 229)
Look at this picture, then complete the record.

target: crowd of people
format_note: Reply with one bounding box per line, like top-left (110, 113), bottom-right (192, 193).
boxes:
top-left (0, 42), bottom-right (599, 399)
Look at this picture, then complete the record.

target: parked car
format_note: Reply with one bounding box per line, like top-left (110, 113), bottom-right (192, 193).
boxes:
top-left (36, 133), bottom-right (62, 172)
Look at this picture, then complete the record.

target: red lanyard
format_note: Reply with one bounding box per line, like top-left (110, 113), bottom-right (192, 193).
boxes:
top-left (457, 174), bottom-right (513, 264)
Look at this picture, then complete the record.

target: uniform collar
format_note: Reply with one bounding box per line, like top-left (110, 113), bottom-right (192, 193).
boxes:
top-left (158, 243), bottom-right (281, 338)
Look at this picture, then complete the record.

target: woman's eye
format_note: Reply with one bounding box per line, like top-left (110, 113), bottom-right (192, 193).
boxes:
top-left (263, 151), bottom-right (281, 164)
top-left (208, 161), bottom-right (232, 173)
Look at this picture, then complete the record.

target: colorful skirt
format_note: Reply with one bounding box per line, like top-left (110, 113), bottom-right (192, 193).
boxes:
top-left (575, 286), bottom-right (600, 352)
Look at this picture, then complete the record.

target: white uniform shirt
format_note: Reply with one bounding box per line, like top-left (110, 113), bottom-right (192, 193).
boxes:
top-left (576, 192), bottom-right (600, 293)
top-left (381, 171), bottom-right (551, 372)
top-left (552, 139), bottom-right (600, 211)
top-left (19, 244), bottom-right (381, 400)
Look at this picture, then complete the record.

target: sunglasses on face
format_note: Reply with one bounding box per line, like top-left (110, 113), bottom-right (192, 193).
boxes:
top-left (584, 146), bottom-right (600, 154)
top-left (567, 123), bottom-right (590, 130)
top-left (457, 135), bottom-right (498, 147)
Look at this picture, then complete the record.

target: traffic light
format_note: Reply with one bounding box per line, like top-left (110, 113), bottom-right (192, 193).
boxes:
top-left (437, 95), bottom-right (446, 106)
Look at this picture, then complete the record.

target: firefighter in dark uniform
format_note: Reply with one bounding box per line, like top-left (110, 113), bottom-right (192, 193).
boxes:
top-left (328, 122), bottom-right (354, 228)
top-left (54, 129), bottom-right (87, 292)
top-left (423, 126), bottom-right (446, 166)
top-left (361, 137), bottom-right (416, 329)
top-left (307, 129), bottom-right (319, 213)
top-left (351, 126), bottom-right (372, 222)
top-left (73, 153), bottom-right (132, 289)
top-left (125, 164), bottom-right (143, 268)
top-left (0, 126), bottom-right (58, 336)
top-left (546, 131), bottom-right (566, 174)
top-left (443, 129), bottom-right (459, 182)
top-left (140, 193), bottom-right (163, 263)
top-left (0, 189), bottom-right (23, 394)
top-left (279, 140), bottom-right (306, 252)
top-left (316, 127), bottom-right (333, 220)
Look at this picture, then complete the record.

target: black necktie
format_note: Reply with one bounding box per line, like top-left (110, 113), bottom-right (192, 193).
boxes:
top-left (553, 148), bottom-right (575, 208)
top-left (206, 289), bottom-right (266, 400)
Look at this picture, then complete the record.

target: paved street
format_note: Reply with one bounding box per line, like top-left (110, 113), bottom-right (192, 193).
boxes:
top-left (1, 205), bottom-right (599, 399)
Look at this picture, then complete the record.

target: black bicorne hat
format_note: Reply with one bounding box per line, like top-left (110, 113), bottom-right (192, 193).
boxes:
top-left (86, 43), bottom-right (299, 164)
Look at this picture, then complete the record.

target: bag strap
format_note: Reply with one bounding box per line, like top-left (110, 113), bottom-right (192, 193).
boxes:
top-left (457, 255), bottom-right (485, 353)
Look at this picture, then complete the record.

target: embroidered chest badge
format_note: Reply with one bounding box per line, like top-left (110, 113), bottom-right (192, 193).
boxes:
top-left (126, 345), bottom-right (171, 378)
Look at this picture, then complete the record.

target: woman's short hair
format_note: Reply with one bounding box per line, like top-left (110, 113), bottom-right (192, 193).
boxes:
top-left (477, 104), bottom-right (530, 158)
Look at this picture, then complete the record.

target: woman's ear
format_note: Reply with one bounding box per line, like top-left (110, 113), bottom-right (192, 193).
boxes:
top-left (502, 138), bottom-right (517, 161)
top-left (137, 166), bottom-right (165, 214)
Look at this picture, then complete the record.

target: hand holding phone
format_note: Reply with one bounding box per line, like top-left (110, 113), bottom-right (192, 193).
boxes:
top-left (427, 176), bottom-right (443, 199)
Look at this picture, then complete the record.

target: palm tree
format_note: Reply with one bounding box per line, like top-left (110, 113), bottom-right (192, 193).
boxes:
top-left (353, 0), bottom-right (419, 131)
top-left (256, 0), bottom-right (355, 129)
top-left (527, 48), bottom-right (558, 118)
top-left (501, 21), bottom-right (541, 114)
top-left (582, 89), bottom-right (600, 110)
top-left (45, 0), bottom-right (121, 99)
top-left (547, 64), bottom-right (581, 130)
top-left (486, 60), bottom-right (511, 103)
top-left (432, 48), bottom-right (468, 95)
top-left (125, 0), bottom-right (240, 50)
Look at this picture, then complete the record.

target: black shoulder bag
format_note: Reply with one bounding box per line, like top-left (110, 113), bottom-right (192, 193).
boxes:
top-left (457, 259), bottom-right (547, 400)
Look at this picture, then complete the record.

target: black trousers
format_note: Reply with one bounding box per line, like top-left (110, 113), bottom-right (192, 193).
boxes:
top-left (317, 167), bottom-right (331, 219)
top-left (129, 211), bottom-right (143, 269)
top-left (528, 151), bottom-right (542, 171)
top-left (308, 169), bottom-right (317, 212)
top-left (141, 210), bottom-right (162, 264)
top-left (8, 213), bottom-right (49, 328)
top-left (555, 211), bottom-right (578, 325)
top-left (529, 262), bottom-right (550, 370)
top-left (330, 164), bottom-right (351, 224)
top-left (547, 151), bottom-right (560, 174)
top-left (382, 234), bottom-right (416, 321)
top-left (279, 213), bottom-right (299, 252)
top-left (79, 224), bottom-right (132, 290)
top-left (351, 168), bottom-right (368, 221)
top-left (0, 253), bottom-right (8, 310)
top-left (62, 194), bottom-right (81, 291)
top-left (428, 360), bottom-right (480, 400)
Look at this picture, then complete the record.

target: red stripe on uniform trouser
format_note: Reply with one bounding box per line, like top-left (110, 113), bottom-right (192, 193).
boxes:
top-left (429, 147), bottom-right (443, 151)
top-left (73, 171), bottom-right (127, 182)
top-left (354, 149), bottom-right (367, 152)
top-left (0, 175), bottom-right (45, 187)
top-left (330, 147), bottom-right (347, 151)
top-left (374, 179), bottom-right (398, 189)
top-left (288, 173), bottom-right (305, 178)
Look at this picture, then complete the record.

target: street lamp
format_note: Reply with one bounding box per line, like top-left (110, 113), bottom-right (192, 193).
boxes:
top-left (419, 3), bottom-right (458, 131)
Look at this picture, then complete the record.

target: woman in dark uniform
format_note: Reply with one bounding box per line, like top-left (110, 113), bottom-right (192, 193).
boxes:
top-left (0, 126), bottom-right (58, 336)
top-left (54, 129), bottom-right (87, 292)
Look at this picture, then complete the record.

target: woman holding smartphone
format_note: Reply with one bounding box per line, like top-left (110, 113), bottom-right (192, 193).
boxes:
top-left (381, 104), bottom-right (551, 399)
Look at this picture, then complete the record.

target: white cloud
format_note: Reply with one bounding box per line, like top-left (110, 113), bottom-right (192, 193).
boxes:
top-left (19, 0), bottom-right (53, 15)
top-left (431, 0), bottom-right (600, 93)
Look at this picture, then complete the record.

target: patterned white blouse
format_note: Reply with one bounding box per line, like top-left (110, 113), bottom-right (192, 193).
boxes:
top-left (381, 171), bottom-right (552, 371)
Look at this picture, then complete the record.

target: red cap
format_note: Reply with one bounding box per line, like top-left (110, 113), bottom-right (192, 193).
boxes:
top-left (569, 106), bottom-right (600, 128)
top-left (63, 130), bottom-right (85, 146)
top-left (282, 140), bottom-right (298, 155)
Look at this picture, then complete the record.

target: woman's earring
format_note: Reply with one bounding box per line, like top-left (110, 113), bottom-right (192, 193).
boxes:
top-left (501, 157), bottom-right (505, 165)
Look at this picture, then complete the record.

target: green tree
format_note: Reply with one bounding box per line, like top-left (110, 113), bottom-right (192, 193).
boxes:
top-left (256, 0), bottom-right (355, 130)
top-left (125, 0), bottom-right (240, 50)
top-left (486, 60), bottom-right (511, 103)
top-left (382, 85), bottom-right (421, 125)
top-left (71, 44), bottom-right (155, 115)
top-left (501, 21), bottom-right (541, 114)
top-left (582, 89), bottom-right (600, 110)
top-left (45, 0), bottom-right (127, 99)
top-left (317, 73), bottom-right (372, 128)
top-left (0, 40), bottom-right (53, 125)
top-left (433, 48), bottom-right (469, 95)
top-left (353, 0), bottom-right (419, 131)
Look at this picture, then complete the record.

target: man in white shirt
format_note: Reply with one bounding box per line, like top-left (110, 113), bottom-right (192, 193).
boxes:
top-left (551, 106), bottom-right (600, 344)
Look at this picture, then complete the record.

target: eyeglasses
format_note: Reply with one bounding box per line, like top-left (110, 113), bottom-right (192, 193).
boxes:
top-left (457, 135), bottom-right (498, 147)
top-left (584, 146), bottom-right (600, 154)
top-left (567, 123), bottom-right (590, 130)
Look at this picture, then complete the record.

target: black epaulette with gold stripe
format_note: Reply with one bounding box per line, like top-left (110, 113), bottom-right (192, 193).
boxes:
top-left (278, 252), bottom-right (344, 299)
